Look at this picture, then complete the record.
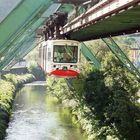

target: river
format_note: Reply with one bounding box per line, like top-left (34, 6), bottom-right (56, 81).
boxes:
top-left (5, 85), bottom-right (86, 140)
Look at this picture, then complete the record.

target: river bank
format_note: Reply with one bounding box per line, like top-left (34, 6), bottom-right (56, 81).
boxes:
top-left (0, 74), bottom-right (35, 140)
top-left (5, 85), bottom-right (86, 140)
top-left (47, 53), bottom-right (140, 140)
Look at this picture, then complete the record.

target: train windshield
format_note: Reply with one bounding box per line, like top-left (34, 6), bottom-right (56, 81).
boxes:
top-left (53, 45), bottom-right (78, 63)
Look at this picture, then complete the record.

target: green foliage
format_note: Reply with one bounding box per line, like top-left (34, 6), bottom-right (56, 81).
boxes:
top-left (0, 73), bottom-right (35, 139)
top-left (28, 62), bottom-right (46, 81)
top-left (47, 52), bottom-right (140, 140)
top-left (47, 77), bottom-right (72, 102)
top-left (85, 40), bottom-right (109, 61)
top-left (101, 52), bottom-right (140, 139)
top-left (0, 80), bottom-right (15, 112)
top-left (3, 73), bottom-right (35, 87)
top-left (0, 80), bottom-right (15, 139)
top-left (82, 53), bottom-right (140, 139)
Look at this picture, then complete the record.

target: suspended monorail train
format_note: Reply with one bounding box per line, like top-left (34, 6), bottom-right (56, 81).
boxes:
top-left (38, 39), bottom-right (81, 78)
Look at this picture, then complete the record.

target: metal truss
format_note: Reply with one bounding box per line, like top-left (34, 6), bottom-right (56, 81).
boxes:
top-left (80, 42), bottom-right (101, 69)
top-left (102, 37), bottom-right (140, 78)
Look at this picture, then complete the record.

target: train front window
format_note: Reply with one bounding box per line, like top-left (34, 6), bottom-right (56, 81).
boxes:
top-left (53, 45), bottom-right (78, 63)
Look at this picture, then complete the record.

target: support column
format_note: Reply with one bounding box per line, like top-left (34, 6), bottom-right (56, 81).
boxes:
top-left (80, 42), bottom-right (101, 69)
top-left (102, 37), bottom-right (140, 78)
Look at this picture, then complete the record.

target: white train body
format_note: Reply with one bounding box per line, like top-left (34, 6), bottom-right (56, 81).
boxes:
top-left (38, 39), bottom-right (81, 78)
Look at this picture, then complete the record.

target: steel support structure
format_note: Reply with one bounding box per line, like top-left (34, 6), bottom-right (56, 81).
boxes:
top-left (102, 37), bottom-right (140, 78)
top-left (0, 3), bottom-right (61, 70)
top-left (81, 42), bottom-right (101, 69)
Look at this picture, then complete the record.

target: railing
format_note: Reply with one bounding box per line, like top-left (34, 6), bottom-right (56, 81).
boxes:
top-left (62, 0), bottom-right (140, 33)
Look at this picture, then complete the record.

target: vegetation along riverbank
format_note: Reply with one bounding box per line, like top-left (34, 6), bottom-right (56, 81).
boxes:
top-left (0, 74), bottom-right (35, 140)
top-left (47, 52), bottom-right (140, 140)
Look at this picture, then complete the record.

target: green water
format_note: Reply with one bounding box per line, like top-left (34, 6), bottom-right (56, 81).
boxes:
top-left (5, 86), bottom-right (86, 140)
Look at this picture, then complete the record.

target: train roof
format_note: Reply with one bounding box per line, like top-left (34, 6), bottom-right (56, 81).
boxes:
top-left (47, 39), bottom-right (80, 44)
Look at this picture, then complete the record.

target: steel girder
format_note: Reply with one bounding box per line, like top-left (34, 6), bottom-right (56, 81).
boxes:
top-left (80, 42), bottom-right (101, 69)
top-left (0, 2), bottom-right (61, 70)
top-left (102, 37), bottom-right (140, 78)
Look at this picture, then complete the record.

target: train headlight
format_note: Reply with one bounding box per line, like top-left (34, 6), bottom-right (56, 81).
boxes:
top-left (54, 65), bottom-right (61, 70)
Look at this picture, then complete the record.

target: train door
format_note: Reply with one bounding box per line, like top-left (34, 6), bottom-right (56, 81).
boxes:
top-left (45, 41), bottom-right (53, 74)
top-left (41, 44), bottom-right (44, 69)
top-left (43, 45), bottom-right (47, 72)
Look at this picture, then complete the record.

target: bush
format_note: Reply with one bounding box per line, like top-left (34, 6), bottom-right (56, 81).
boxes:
top-left (47, 53), bottom-right (140, 140)
top-left (28, 63), bottom-right (46, 81)
top-left (0, 73), bottom-right (35, 139)
top-left (0, 80), bottom-right (15, 112)
top-left (3, 73), bottom-right (35, 86)
top-left (83, 53), bottom-right (140, 139)
top-left (101, 53), bottom-right (140, 139)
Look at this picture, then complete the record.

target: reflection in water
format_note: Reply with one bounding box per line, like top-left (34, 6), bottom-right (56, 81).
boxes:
top-left (5, 86), bottom-right (86, 140)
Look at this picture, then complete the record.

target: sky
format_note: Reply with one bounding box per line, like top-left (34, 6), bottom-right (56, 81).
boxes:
top-left (0, 0), bottom-right (21, 23)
